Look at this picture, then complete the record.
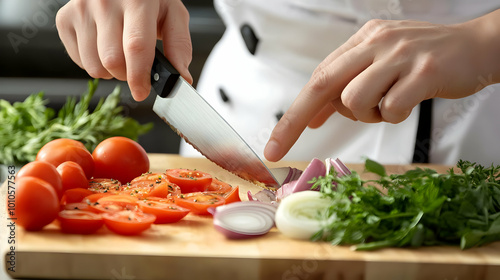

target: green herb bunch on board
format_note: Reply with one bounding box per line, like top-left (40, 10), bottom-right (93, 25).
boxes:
top-left (0, 79), bottom-right (153, 166)
top-left (311, 159), bottom-right (500, 250)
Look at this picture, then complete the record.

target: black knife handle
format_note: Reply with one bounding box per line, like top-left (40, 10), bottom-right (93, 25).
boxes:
top-left (151, 48), bottom-right (181, 98)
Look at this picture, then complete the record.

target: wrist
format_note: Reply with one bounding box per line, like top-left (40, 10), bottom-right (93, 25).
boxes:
top-left (460, 9), bottom-right (500, 86)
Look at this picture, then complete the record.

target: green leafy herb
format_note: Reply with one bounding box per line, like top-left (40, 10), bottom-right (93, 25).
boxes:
top-left (0, 79), bottom-right (153, 165)
top-left (310, 159), bottom-right (500, 250)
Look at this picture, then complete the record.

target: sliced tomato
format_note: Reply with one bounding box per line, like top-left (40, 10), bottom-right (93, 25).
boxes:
top-left (120, 180), bottom-right (181, 199)
top-left (137, 200), bottom-right (190, 224)
top-left (166, 169), bottom-right (212, 193)
top-left (58, 210), bottom-right (104, 234)
top-left (141, 197), bottom-right (173, 203)
top-left (148, 181), bottom-right (181, 198)
top-left (102, 210), bottom-right (155, 236)
top-left (88, 178), bottom-right (122, 194)
top-left (222, 185), bottom-right (242, 204)
top-left (119, 181), bottom-right (153, 199)
top-left (90, 195), bottom-right (138, 213)
top-left (174, 192), bottom-right (225, 215)
top-left (204, 179), bottom-right (241, 205)
top-left (61, 188), bottom-right (94, 207)
top-left (205, 178), bottom-right (232, 193)
top-left (97, 195), bottom-right (139, 204)
top-left (63, 202), bottom-right (92, 211)
top-left (81, 193), bottom-right (114, 205)
top-left (130, 172), bottom-right (168, 184)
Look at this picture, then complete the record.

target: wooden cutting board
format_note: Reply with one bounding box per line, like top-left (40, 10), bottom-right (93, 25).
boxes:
top-left (2, 154), bottom-right (500, 280)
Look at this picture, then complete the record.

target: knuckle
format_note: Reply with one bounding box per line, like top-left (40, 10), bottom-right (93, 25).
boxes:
top-left (54, 8), bottom-right (67, 29)
top-left (85, 65), bottom-right (110, 79)
top-left (341, 89), bottom-right (363, 111)
top-left (101, 52), bottom-right (125, 71)
top-left (124, 35), bottom-right (148, 56)
top-left (380, 98), bottom-right (408, 124)
top-left (177, 3), bottom-right (190, 21)
top-left (362, 20), bottom-right (397, 45)
top-left (413, 55), bottom-right (438, 77)
top-left (73, 0), bottom-right (89, 18)
top-left (364, 19), bottom-right (385, 30)
top-left (309, 67), bottom-right (331, 93)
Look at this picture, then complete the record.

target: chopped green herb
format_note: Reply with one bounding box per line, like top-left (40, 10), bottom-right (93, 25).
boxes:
top-left (0, 79), bottom-right (153, 165)
top-left (311, 159), bottom-right (500, 250)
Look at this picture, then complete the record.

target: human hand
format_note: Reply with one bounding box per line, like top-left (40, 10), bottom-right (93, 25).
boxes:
top-left (56, 0), bottom-right (193, 101)
top-left (264, 13), bottom-right (500, 162)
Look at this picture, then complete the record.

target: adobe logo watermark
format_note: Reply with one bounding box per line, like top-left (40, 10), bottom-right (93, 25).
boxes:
top-left (6, 0), bottom-right (66, 54)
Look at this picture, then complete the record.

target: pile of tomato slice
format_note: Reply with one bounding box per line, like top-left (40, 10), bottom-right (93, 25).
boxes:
top-left (10, 137), bottom-right (241, 236)
top-left (58, 170), bottom-right (241, 235)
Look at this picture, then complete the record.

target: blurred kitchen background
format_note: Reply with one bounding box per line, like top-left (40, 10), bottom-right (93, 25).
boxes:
top-left (0, 0), bottom-right (225, 154)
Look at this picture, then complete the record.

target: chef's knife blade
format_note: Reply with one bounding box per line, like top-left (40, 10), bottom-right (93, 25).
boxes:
top-left (150, 48), bottom-right (280, 189)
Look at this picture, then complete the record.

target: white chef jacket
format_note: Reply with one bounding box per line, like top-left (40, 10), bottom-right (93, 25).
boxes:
top-left (180, 0), bottom-right (500, 166)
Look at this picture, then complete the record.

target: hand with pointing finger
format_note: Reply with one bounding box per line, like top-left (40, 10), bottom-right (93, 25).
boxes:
top-left (264, 10), bottom-right (500, 162)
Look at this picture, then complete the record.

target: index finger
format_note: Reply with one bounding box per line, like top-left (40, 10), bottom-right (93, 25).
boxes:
top-left (264, 45), bottom-right (373, 162)
top-left (122, 1), bottom-right (160, 101)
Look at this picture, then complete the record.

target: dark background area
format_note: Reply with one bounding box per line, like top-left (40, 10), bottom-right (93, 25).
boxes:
top-left (0, 0), bottom-right (225, 154)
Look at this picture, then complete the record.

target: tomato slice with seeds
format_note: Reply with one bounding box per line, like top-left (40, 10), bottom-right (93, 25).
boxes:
top-left (88, 178), bottom-right (122, 194)
top-left (137, 200), bottom-right (190, 224)
top-left (204, 179), bottom-right (241, 205)
top-left (166, 169), bottom-right (212, 193)
top-left (130, 172), bottom-right (168, 184)
top-left (90, 195), bottom-right (138, 213)
top-left (102, 210), bottom-right (155, 235)
top-left (81, 193), bottom-right (114, 205)
top-left (174, 192), bottom-right (225, 215)
top-left (63, 202), bottom-right (92, 211)
top-left (58, 210), bottom-right (104, 234)
top-left (222, 185), bottom-right (241, 204)
top-left (149, 181), bottom-right (181, 198)
top-left (120, 180), bottom-right (181, 199)
top-left (61, 188), bottom-right (94, 207)
top-left (205, 178), bottom-right (232, 193)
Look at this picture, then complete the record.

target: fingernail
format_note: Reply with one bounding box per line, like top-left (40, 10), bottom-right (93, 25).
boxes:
top-left (264, 140), bottom-right (281, 162)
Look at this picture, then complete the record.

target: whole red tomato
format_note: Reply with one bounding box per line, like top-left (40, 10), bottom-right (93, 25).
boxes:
top-left (92, 137), bottom-right (149, 184)
top-left (16, 161), bottom-right (63, 198)
top-left (57, 161), bottom-right (88, 191)
top-left (36, 139), bottom-right (94, 179)
top-left (11, 176), bottom-right (60, 231)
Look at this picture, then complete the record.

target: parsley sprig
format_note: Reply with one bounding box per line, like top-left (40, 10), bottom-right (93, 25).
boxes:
top-left (311, 159), bottom-right (500, 250)
top-left (0, 80), bottom-right (153, 165)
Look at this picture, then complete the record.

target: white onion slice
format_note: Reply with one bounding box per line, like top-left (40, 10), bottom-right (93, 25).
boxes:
top-left (275, 191), bottom-right (333, 240)
top-left (210, 202), bottom-right (277, 239)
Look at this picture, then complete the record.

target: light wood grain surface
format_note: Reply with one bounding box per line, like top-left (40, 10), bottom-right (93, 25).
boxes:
top-left (1, 154), bottom-right (500, 280)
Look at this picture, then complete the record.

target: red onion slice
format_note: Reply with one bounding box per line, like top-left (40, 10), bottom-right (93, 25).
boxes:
top-left (331, 158), bottom-right (351, 176)
top-left (283, 167), bottom-right (303, 185)
top-left (276, 158), bottom-right (326, 200)
top-left (247, 189), bottom-right (277, 203)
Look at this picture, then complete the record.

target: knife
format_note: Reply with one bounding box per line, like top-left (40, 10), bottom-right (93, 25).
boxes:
top-left (150, 48), bottom-right (282, 189)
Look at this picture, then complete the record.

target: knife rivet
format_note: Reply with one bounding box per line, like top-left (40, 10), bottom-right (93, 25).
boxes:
top-left (154, 73), bottom-right (160, 81)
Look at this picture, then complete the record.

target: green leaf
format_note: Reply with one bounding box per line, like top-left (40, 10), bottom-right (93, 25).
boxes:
top-left (365, 158), bottom-right (387, 177)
